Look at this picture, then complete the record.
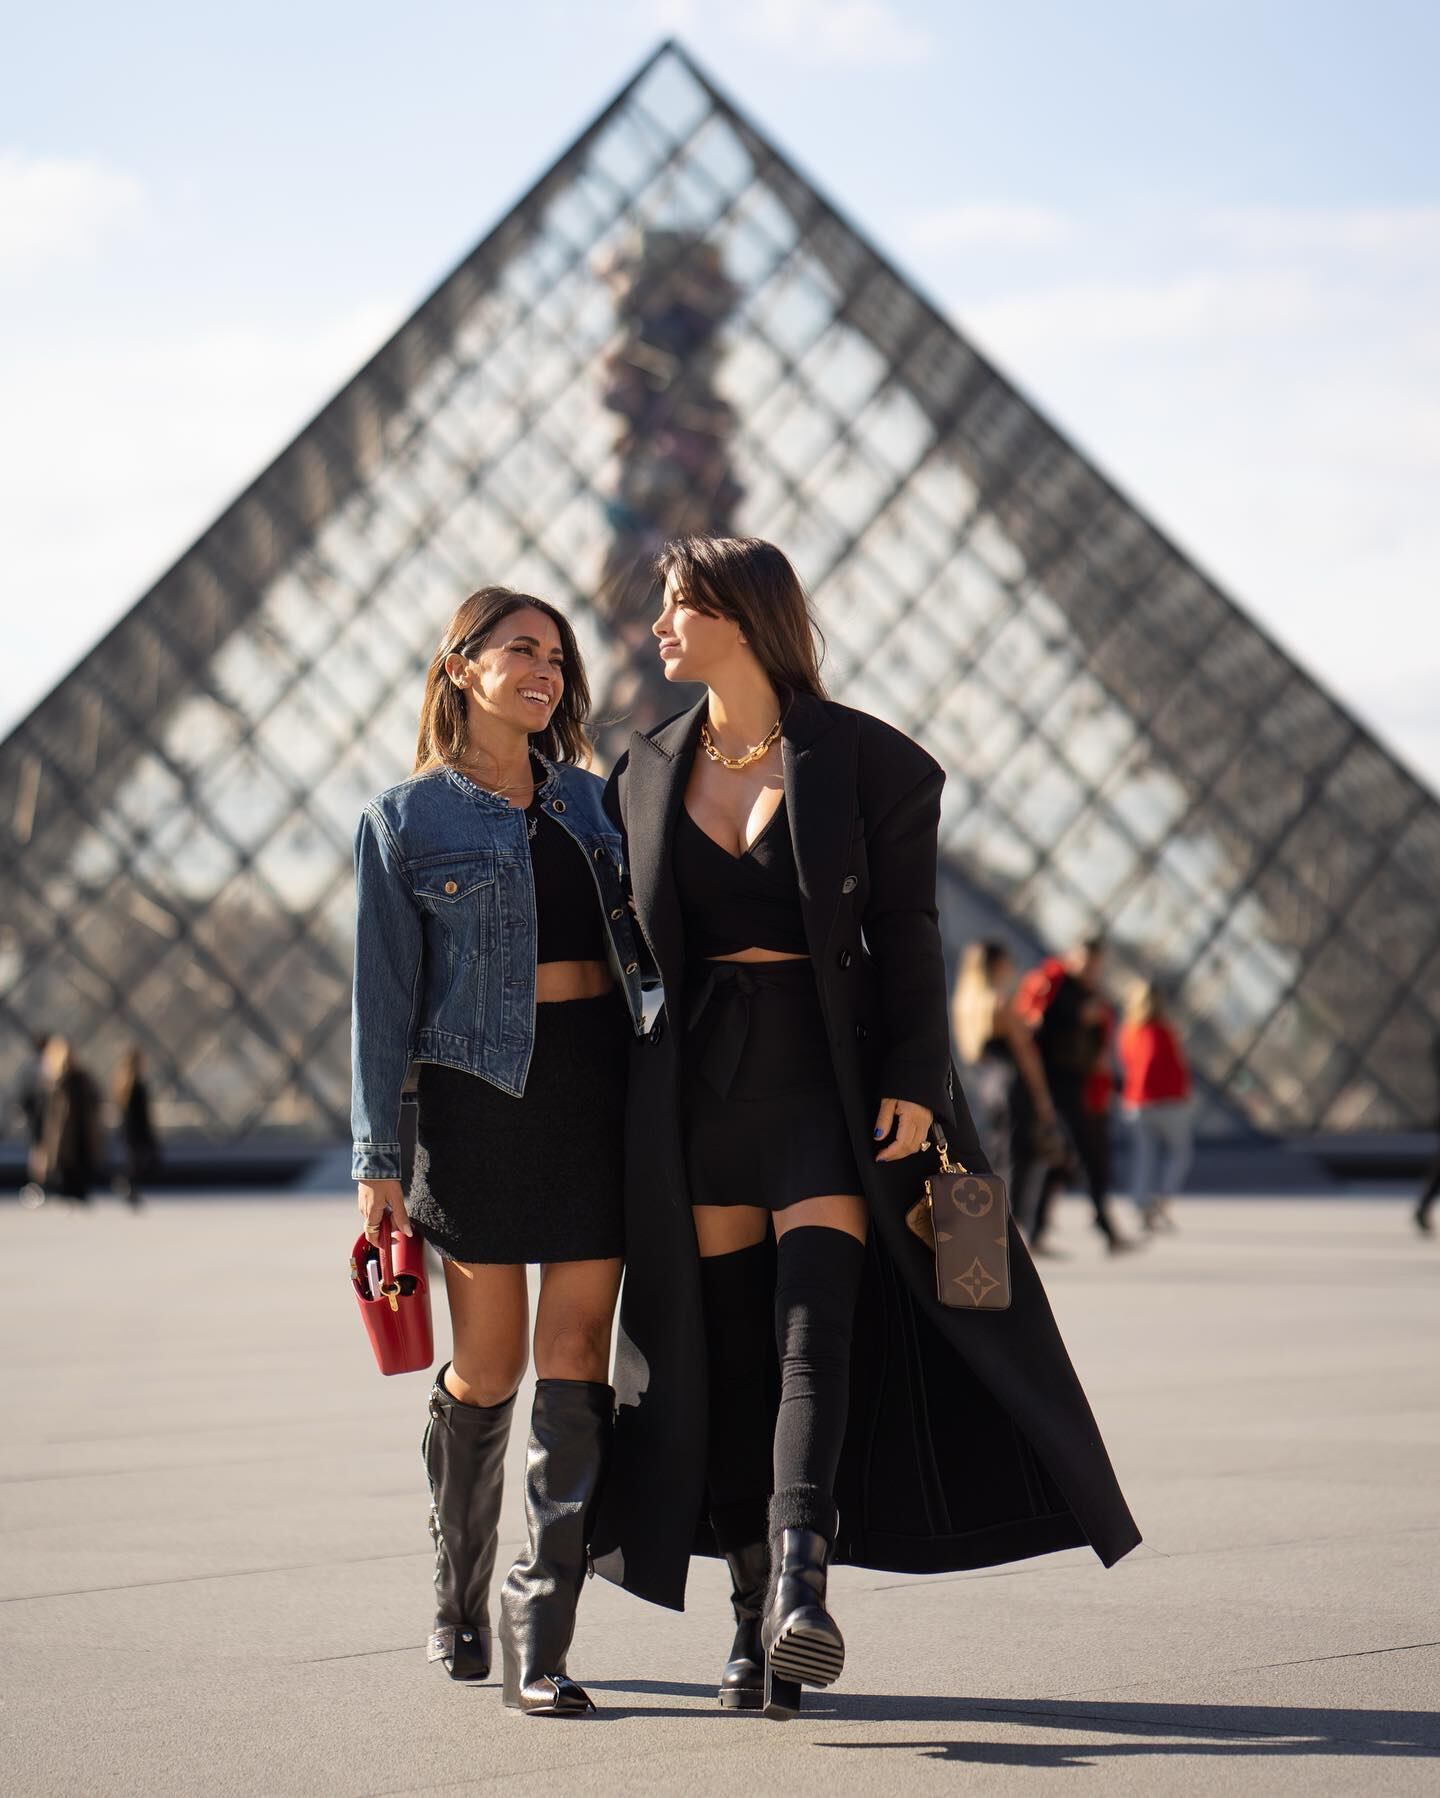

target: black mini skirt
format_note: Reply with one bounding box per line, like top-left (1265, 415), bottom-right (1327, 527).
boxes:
top-left (406, 990), bottom-right (628, 1265)
top-left (681, 959), bottom-right (863, 1211)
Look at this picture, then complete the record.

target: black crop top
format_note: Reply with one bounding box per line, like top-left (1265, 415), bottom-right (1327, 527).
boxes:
top-left (527, 800), bottom-right (606, 963)
top-left (673, 799), bottom-right (808, 958)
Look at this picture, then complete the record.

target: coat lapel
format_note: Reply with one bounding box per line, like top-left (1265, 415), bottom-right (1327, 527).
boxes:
top-left (782, 693), bottom-right (856, 961)
top-left (626, 697), bottom-right (706, 997)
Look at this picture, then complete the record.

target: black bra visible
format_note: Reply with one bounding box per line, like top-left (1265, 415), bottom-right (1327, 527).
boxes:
top-left (674, 799), bottom-right (808, 959)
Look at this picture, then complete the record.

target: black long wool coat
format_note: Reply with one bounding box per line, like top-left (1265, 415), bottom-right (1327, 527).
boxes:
top-left (590, 692), bottom-right (1140, 1611)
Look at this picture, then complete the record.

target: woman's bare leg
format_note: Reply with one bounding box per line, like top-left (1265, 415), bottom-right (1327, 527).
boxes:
top-left (443, 1260), bottom-right (529, 1404)
top-left (694, 1202), bottom-right (769, 1258)
top-left (533, 1258), bottom-right (623, 1381)
top-left (772, 1192), bottom-right (867, 1243)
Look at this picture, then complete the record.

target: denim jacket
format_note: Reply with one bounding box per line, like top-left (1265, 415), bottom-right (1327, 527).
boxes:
top-left (350, 755), bottom-right (647, 1181)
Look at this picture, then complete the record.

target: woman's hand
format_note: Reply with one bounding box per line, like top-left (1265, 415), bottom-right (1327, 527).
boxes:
top-left (872, 1098), bottom-right (934, 1162)
top-left (357, 1179), bottom-right (411, 1246)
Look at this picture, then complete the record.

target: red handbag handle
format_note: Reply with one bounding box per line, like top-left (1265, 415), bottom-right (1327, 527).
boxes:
top-left (376, 1212), bottom-right (402, 1311)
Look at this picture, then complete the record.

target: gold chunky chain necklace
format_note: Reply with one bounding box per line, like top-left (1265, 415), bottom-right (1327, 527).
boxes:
top-left (699, 717), bottom-right (782, 771)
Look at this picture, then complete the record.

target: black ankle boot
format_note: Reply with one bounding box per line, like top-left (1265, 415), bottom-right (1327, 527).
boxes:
top-left (718, 1541), bottom-right (768, 1710)
top-left (760, 1491), bottom-right (844, 1721)
top-left (500, 1379), bottom-right (612, 1716)
top-left (422, 1365), bottom-right (515, 1681)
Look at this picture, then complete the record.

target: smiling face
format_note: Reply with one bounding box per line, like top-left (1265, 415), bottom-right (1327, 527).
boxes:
top-left (652, 571), bottom-right (745, 684)
top-left (447, 604), bottom-right (566, 736)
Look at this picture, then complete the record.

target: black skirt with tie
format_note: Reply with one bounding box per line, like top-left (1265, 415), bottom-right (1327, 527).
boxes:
top-left (681, 959), bottom-right (863, 1210)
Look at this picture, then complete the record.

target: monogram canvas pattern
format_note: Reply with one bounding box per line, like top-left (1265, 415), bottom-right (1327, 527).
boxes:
top-left (909, 1167), bottom-right (1012, 1312)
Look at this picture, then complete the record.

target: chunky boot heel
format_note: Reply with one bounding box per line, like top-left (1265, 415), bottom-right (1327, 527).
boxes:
top-left (762, 1653), bottom-right (803, 1720)
top-left (499, 1380), bottom-right (612, 1716)
top-left (422, 1366), bottom-right (515, 1682)
top-left (718, 1541), bottom-right (768, 1710)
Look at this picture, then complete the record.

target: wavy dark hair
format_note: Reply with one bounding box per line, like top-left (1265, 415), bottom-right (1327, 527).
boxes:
top-left (413, 587), bottom-right (592, 772)
top-left (655, 536), bottom-right (827, 700)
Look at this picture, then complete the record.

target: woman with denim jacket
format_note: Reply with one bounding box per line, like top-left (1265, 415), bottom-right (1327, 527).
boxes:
top-left (351, 587), bottom-right (647, 1717)
top-left (591, 537), bottom-right (1140, 1719)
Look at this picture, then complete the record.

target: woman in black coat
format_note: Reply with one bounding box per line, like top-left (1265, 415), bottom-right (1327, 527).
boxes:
top-left (591, 536), bottom-right (1139, 1718)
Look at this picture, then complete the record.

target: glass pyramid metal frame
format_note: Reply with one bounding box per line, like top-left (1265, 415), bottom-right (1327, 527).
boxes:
top-left (3, 40), bottom-right (1438, 1144)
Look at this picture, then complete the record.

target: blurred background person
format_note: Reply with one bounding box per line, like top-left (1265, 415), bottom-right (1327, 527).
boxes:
top-left (36, 1038), bottom-right (104, 1207)
top-left (16, 1032), bottom-right (52, 1207)
top-left (1018, 938), bottom-right (1134, 1255)
top-left (112, 1045), bottom-right (158, 1210)
top-left (1119, 982), bottom-right (1194, 1231)
top-left (951, 940), bottom-right (1059, 1198)
top-left (1414, 1029), bottom-right (1440, 1236)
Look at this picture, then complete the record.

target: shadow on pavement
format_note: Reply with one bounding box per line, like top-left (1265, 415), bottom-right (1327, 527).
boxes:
top-left (585, 1682), bottom-right (1440, 1761)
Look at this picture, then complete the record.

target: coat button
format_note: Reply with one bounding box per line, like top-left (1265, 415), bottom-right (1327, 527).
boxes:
top-left (841, 875), bottom-right (858, 894)
top-left (443, 881), bottom-right (458, 895)
top-left (551, 798), bottom-right (566, 813)
top-left (838, 949), bottom-right (852, 969)
top-left (624, 961), bottom-right (639, 975)
top-left (611, 907), bottom-right (624, 920)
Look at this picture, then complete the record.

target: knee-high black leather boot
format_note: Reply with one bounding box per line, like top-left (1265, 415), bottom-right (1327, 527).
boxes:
top-left (499, 1379), bottom-right (612, 1716)
top-left (760, 1487), bottom-right (844, 1720)
top-left (718, 1540), bottom-right (769, 1709)
top-left (422, 1364), bottom-right (516, 1681)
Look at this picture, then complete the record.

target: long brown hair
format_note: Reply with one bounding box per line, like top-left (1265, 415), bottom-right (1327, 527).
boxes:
top-left (655, 536), bottom-right (827, 700)
top-left (952, 940), bottom-right (1013, 1063)
top-left (413, 588), bottom-right (592, 772)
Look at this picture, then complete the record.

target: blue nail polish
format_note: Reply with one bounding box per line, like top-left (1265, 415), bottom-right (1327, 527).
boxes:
top-left (873, 1127), bottom-right (884, 1139)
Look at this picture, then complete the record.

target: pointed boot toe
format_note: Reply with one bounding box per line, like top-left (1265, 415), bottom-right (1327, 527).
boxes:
top-left (503, 1668), bottom-right (596, 1716)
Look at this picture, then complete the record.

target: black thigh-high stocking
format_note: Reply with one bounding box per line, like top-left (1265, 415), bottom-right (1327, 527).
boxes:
top-left (770, 1225), bottom-right (866, 1541)
top-left (699, 1241), bottom-right (776, 1552)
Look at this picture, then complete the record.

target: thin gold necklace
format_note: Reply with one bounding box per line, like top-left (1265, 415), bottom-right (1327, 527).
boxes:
top-left (700, 717), bottom-right (781, 771)
top-left (451, 755), bottom-right (534, 797)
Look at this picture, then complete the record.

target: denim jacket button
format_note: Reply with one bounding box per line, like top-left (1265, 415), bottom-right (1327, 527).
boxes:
top-left (551, 799), bottom-right (567, 813)
top-left (841, 875), bottom-right (858, 894)
top-left (624, 962), bottom-right (639, 975)
top-left (611, 908), bottom-right (624, 920)
top-left (443, 881), bottom-right (457, 895)
top-left (593, 846), bottom-right (605, 861)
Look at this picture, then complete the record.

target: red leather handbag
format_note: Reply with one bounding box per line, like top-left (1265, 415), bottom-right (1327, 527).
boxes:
top-left (350, 1214), bottom-right (434, 1376)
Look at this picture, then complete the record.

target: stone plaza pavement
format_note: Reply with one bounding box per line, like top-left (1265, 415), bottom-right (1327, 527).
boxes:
top-left (1, 1192), bottom-right (1435, 1797)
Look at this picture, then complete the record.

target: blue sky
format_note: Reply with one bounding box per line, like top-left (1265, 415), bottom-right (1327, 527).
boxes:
top-left (4, 0), bottom-right (1438, 782)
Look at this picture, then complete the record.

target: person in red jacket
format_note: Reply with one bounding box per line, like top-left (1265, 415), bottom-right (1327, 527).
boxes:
top-left (1016, 940), bottom-right (1134, 1254)
top-left (1118, 982), bottom-right (1194, 1229)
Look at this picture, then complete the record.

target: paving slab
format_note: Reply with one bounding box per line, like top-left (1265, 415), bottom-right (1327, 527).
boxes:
top-left (1, 1192), bottom-right (1436, 1795)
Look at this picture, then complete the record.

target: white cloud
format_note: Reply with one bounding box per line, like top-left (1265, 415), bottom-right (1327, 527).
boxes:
top-left (966, 267), bottom-right (1332, 352)
top-left (1203, 205), bottom-right (1440, 256)
top-left (904, 204), bottom-right (1072, 252)
top-left (0, 151), bottom-right (144, 275)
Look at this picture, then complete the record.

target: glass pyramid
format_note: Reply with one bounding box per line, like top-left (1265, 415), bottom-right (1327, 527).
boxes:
top-left (3, 41), bottom-right (1437, 1144)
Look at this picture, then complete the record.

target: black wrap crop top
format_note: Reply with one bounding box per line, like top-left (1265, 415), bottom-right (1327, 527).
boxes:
top-left (673, 799), bottom-right (808, 958)
top-left (527, 800), bottom-right (606, 963)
